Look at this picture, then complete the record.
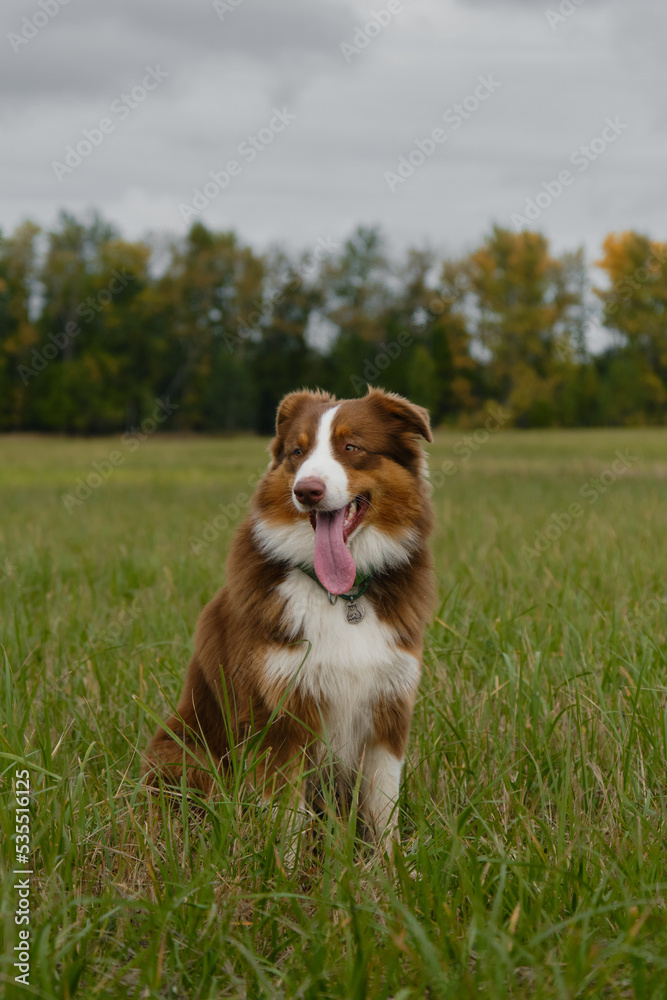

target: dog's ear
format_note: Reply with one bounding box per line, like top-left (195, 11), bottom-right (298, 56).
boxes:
top-left (275, 390), bottom-right (330, 435)
top-left (270, 389), bottom-right (334, 466)
top-left (365, 387), bottom-right (433, 442)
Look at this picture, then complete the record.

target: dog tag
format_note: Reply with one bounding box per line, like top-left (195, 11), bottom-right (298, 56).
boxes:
top-left (346, 600), bottom-right (365, 624)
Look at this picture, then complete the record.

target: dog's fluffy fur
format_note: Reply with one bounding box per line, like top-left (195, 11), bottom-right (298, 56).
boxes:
top-left (143, 387), bottom-right (435, 838)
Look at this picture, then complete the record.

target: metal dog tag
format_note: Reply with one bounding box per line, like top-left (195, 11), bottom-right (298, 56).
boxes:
top-left (346, 600), bottom-right (365, 624)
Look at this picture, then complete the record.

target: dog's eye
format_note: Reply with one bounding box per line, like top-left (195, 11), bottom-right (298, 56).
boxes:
top-left (345, 443), bottom-right (359, 453)
top-left (292, 447), bottom-right (303, 457)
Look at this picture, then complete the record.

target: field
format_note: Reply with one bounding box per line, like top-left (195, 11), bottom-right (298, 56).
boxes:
top-left (1, 427), bottom-right (667, 999)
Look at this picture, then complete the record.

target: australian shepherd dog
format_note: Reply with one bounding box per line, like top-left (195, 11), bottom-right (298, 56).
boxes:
top-left (143, 387), bottom-right (435, 842)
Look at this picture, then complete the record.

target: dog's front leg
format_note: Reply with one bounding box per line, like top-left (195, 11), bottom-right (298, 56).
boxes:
top-left (360, 743), bottom-right (403, 843)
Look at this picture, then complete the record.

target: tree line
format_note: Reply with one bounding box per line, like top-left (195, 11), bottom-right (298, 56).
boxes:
top-left (1, 211), bottom-right (666, 434)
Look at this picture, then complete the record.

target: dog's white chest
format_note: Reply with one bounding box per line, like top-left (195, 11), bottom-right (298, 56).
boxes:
top-left (263, 570), bottom-right (419, 765)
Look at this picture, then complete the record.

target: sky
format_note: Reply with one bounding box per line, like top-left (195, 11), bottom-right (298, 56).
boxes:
top-left (2, 0), bottom-right (665, 281)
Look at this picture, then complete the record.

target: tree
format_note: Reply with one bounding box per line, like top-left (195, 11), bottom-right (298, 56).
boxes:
top-left (382, 248), bottom-right (478, 419)
top-left (154, 222), bottom-right (264, 430)
top-left (0, 221), bottom-right (41, 428)
top-left (250, 248), bottom-right (321, 434)
top-left (321, 226), bottom-right (398, 399)
top-left (465, 227), bottom-right (584, 426)
top-left (33, 211), bottom-right (152, 432)
top-left (2, 213), bottom-right (666, 433)
top-left (594, 231), bottom-right (667, 422)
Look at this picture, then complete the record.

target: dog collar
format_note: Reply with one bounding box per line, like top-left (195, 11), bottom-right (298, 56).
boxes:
top-left (298, 565), bottom-right (375, 605)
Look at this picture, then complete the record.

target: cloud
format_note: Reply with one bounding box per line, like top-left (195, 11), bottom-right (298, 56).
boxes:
top-left (1, 0), bottom-right (666, 272)
top-left (2, 0), bottom-right (357, 107)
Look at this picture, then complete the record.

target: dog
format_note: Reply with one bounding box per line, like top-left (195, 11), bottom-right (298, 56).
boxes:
top-left (143, 386), bottom-right (435, 841)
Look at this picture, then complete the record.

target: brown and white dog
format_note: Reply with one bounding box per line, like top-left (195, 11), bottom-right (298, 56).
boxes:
top-left (143, 387), bottom-right (435, 840)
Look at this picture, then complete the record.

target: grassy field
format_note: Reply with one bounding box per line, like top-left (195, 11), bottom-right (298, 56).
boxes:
top-left (1, 427), bottom-right (667, 999)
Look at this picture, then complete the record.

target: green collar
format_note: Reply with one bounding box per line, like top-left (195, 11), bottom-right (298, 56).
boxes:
top-left (299, 565), bottom-right (375, 603)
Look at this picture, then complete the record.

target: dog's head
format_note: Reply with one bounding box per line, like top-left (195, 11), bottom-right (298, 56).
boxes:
top-left (253, 387), bottom-right (433, 593)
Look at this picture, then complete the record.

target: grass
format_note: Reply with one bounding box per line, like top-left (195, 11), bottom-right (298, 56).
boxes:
top-left (1, 426), bottom-right (667, 999)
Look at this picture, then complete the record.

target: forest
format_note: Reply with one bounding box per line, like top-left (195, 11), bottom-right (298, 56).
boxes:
top-left (1, 212), bottom-right (666, 434)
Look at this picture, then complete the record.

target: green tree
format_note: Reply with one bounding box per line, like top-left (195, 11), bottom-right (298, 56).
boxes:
top-left (594, 231), bottom-right (667, 423)
top-left (32, 212), bottom-right (152, 432)
top-left (0, 221), bottom-right (41, 429)
top-left (465, 227), bottom-right (584, 426)
top-left (250, 248), bottom-right (321, 434)
top-left (383, 249), bottom-right (478, 420)
top-left (321, 226), bottom-right (398, 398)
top-left (154, 222), bottom-right (264, 430)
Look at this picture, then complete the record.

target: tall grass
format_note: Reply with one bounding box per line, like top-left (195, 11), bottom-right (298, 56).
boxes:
top-left (1, 429), bottom-right (666, 998)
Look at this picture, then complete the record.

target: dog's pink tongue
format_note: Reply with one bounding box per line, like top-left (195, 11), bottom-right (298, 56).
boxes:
top-left (313, 507), bottom-right (356, 595)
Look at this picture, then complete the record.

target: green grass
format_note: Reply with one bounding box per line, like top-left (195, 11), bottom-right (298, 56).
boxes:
top-left (1, 427), bottom-right (667, 999)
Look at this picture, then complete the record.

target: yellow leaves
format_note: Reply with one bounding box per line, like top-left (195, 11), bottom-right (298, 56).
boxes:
top-left (471, 247), bottom-right (496, 278)
top-left (507, 365), bottom-right (560, 417)
top-left (596, 230), bottom-right (666, 292)
top-left (596, 231), bottom-right (642, 278)
top-left (594, 230), bottom-right (667, 352)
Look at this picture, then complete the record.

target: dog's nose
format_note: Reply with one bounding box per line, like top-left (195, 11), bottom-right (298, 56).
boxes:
top-left (293, 477), bottom-right (326, 507)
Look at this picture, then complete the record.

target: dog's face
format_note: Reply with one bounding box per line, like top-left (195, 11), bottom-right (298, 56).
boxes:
top-left (252, 388), bottom-right (433, 593)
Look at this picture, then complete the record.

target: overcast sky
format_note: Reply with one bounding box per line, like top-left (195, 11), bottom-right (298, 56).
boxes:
top-left (3, 0), bottom-right (666, 277)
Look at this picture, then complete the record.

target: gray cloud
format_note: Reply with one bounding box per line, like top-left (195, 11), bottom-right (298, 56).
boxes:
top-left (1, 0), bottom-right (665, 288)
top-left (2, 0), bottom-right (356, 105)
